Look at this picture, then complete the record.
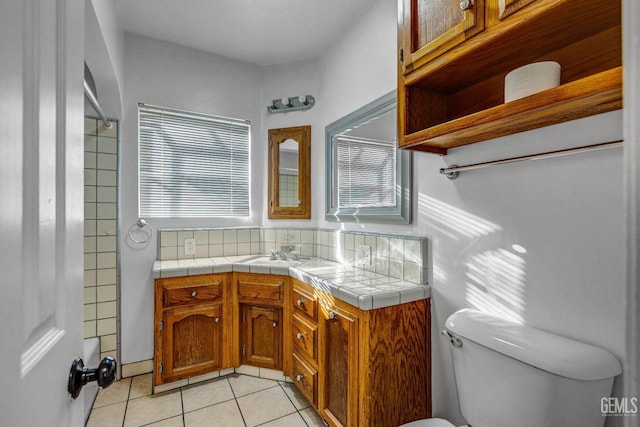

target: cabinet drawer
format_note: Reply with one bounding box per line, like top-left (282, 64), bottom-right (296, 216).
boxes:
top-left (237, 279), bottom-right (283, 302)
top-left (292, 285), bottom-right (317, 321)
top-left (292, 314), bottom-right (317, 362)
top-left (163, 281), bottom-right (222, 307)
top-left (292, 352), bottom-right (317, 406)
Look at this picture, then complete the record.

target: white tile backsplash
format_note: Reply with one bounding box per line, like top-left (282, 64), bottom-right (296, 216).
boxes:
top-left (156, 227), bottom-right (428, 285)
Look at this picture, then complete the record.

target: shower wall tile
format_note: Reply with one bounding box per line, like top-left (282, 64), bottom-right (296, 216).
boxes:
top-left (97, 137), bottom-right (117, 154)
top-left (84, 117), bottom-right (119, 361)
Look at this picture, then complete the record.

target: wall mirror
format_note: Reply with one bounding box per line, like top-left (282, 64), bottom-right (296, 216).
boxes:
top-left (325, 91), bottom-right (412, 223)
top-left (268, 125), bottom-right (311, 219)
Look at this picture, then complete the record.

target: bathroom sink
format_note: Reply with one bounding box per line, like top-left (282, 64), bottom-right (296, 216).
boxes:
top-left (240, 255), bottom-right (306, 267)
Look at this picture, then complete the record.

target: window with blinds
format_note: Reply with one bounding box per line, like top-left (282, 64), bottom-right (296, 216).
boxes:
top-left (138, 104), bottom-right (250, 217)
top-left (333, 136), bottom-right (396, 208)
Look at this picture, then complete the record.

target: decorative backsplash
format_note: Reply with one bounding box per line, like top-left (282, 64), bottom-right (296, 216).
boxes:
top-left (158, 227), bottom-right (428, 285)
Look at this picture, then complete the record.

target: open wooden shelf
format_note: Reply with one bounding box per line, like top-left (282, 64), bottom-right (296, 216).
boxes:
top-left (402, 67), bottom-right (622, 154)
top-left (398, 0), bottom-right (622, 155)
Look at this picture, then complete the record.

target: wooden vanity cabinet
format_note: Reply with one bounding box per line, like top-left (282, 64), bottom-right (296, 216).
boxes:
top-left (233, 273), bottom-right (290, 371)
top-left (290, 280), bottom-right (320, 406)
top-left (154, 274), bottom-right (231, 386)
top-left (240, 305), bottom-right (282, 369)
top-left (318, 301), bottom-right (359, 427)
top-left (398, 0), bottom-right (622, 153)
top-left (290, 279), bottom-right (431, 427)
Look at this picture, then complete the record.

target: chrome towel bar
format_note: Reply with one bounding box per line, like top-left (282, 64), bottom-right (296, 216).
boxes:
top-left (440, 140), bottom-right (623, 179)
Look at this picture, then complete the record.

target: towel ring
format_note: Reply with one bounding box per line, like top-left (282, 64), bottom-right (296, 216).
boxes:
top-left (128, 219), bottom-right (153, 244)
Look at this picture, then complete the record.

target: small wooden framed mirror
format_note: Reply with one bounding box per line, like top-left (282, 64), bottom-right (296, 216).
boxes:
top-left (268, 125), bottom-right (311, 219)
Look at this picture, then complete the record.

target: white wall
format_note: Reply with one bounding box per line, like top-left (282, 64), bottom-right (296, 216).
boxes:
top-left (119, 34), bottom-right (263, 363)
top-left (85, 0), bottom-right (124, 119)
top-left (260, 58), bottom-right (323, 227)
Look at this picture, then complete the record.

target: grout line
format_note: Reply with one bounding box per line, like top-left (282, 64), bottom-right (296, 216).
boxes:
top-left (279, 382), bottom-right (312, 427)
top-left (179, 387), bottom-right (186, 427)
top-left (226, 377), bottom-right (248, 427)
top-left (120, 377), bottom-right (133, 427)
top-left (253, 410), bottom-right (302, 426)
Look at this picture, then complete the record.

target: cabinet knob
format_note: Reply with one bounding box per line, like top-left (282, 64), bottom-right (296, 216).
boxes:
top-left (295, 374), bottom-right (304, 382)
top-left (214, 317), bottom-right (220, 323)
top-left (459, 0), bottom-right (472, 11)
top-left (296, 299), bottom-right (304, 306)
top-left (191, 291), bottom-right (197, 297)
top-left (329, 311), bottom-right (336, 320)
top-left (272, 321), bottom-right (278, 328)
top-left (296, 332), bottom-right (304, 340)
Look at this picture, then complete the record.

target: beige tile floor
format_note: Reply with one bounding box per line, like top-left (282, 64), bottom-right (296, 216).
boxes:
top-left (87, 373), bottom-right (327, 427)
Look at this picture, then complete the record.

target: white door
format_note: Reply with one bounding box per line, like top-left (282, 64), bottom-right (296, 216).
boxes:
top-left (0, 0), bottom-right (85, 425)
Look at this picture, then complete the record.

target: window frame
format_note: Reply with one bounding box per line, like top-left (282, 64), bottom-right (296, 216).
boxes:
top-left (325, 91), bottom-right (412, 224)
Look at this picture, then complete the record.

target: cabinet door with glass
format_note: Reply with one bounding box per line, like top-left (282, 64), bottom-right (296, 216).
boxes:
top-left (399, 0), bottom-right (485, 75)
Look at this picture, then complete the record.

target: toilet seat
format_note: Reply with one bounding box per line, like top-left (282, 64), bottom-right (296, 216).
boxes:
top-left (400, 418), bottom-right (456, 427)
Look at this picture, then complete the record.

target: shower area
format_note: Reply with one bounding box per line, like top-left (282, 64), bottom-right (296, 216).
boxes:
top-left (83, 69), bottom-right (120, 419)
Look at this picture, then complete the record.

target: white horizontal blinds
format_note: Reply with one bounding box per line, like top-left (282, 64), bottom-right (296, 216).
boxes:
top-left (139, 105), bottom-right (250, 217)
top-left (333, 135), bottom-right (396, 208)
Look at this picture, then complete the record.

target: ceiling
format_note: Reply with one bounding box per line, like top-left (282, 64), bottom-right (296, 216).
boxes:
top-left (114, 0), bottom-right (373, 67)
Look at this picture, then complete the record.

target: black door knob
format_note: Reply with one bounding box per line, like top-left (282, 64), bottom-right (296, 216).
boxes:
top-left (68, 356), bottom-right (117, 399)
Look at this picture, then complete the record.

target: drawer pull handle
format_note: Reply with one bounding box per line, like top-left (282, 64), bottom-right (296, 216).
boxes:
top-left (296, 299), bottom-right (304, 306)
top-left (295, 374), bottom-right (304, 382)
top-left (191, 291), bottom-right (197, 297)
top-left (214, 317), bottom-right (220, 323)
top-left (296, 332), bottom-right (304, 340)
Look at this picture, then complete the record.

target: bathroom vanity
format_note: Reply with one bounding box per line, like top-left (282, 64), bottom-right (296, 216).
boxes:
top-left (153, 255), bottom-right (431, 426)
top-left (290, 278), bottom-right (430, 427)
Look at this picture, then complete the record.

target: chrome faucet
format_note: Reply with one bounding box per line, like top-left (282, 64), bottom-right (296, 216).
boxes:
top-left (269, 245), bottom-right (298, 260)
top-left (280, 245), bottom-right (298, 260)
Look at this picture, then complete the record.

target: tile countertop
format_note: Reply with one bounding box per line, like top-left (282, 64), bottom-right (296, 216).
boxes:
top-left (152, 255), bottom-right (431, 311)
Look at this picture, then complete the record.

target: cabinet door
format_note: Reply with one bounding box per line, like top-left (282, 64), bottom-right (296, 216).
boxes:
top-left (399, 0), bottom-right (485, 74)
top-left (162, 303), bottom-right (223, 382)
top-left (318, 306), bottom-right (359, 427)
top-left (489, 0), bottom-right (538, 22)
top-left (241, 305), bottom-right (282, 370)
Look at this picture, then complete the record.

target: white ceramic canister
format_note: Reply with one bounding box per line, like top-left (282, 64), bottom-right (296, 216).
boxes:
top-left (504, 61), bottom-right (561, 102)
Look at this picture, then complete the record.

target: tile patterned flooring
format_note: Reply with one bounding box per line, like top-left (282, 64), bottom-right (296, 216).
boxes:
top-left (87, 373), bottom-right (326, 427)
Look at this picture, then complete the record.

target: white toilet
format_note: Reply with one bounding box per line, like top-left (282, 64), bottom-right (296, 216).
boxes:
top-left (403, 309), bottom-right (622, 427)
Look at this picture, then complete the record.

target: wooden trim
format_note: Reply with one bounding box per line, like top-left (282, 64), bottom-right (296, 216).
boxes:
top-left (268, 125), bottom-right (311, 219)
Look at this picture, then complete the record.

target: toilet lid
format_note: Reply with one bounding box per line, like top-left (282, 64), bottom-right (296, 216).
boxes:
top-left (401, 418), bottom-right (456, 427)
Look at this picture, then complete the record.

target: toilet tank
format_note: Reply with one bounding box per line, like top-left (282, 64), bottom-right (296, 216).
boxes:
top-left (444, 309), bottom-right (622, 427)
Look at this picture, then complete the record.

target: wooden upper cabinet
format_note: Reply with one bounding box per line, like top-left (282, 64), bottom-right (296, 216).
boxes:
top-left (491, 0), bottom-right (538, 21)
top-left (399, 0), bottom-right (485, 75)
top-left (398, 0), bottom-right (622, 154)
